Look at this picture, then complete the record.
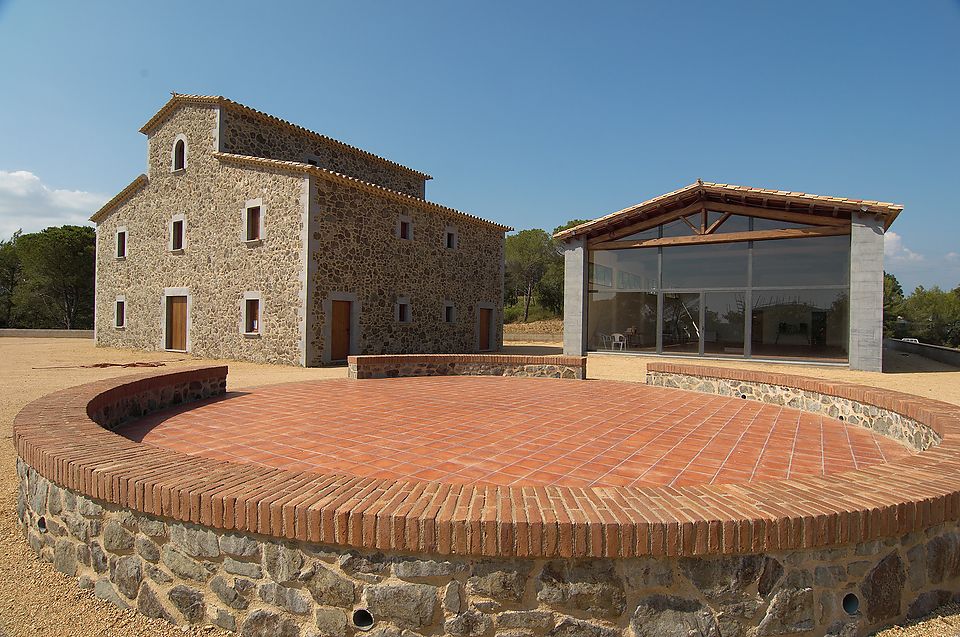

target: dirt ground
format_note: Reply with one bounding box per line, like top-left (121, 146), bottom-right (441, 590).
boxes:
top-left (0, 337), bottom-right (958, 636)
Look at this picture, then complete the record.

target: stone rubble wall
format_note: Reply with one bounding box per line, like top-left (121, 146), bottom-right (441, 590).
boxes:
top-left (95, 105), bottom-right (308, 365)
top-left (646, 370), bottom-right (940, 452)
top-left (348, 355), bottom-right (586, 380)
top-left (307, 178), bottom-right (505, 365)
top-left (220, 106), bottom-right (427, 199)
top-left (18, 462), bottom-right (960, 637)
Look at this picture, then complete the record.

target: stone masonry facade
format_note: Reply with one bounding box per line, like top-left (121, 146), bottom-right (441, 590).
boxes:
top-left (93, 95), bottom-right (507, 366)
top-left (19, 462), bottom-right (960, 637)
top-left (348, 354), bottom-right (587, 380)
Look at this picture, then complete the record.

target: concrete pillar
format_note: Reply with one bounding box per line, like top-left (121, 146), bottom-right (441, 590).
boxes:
top-left (563, 238), bottom-right (588, 356)
top-left (848, 214), bottom-right (884, 372)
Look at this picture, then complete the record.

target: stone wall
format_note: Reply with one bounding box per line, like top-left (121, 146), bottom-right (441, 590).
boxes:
top-left (18, 462), bottom-right (960, 637)
top-left (348, 354), bottom-right (586, 380)
top-left (220, 106), bottom-right (426, 199)
top-left (646, 368), bottom-right (941, 452)
top-left (306, 178), bottom-right (504, 365)
top-left (95, 105), bottom-right (308, 365)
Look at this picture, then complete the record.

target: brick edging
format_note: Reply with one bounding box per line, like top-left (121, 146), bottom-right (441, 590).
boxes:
top-left (13, 365), bottom-right (960, 558)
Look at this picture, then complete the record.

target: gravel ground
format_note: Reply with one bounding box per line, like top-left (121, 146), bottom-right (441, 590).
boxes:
top-left (0, 337), bottom-right (958, 636)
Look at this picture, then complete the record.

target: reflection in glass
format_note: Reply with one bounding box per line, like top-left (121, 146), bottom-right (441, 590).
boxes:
top-left (705, 212), bottom-right (751, 233)
top-left (662, 293), bottom-right (700, 354)
top-left (620, 226), bottom-right (659, 242)
top-left (662, 242), bottom-right (748, 289)
top-left (704, 292), bottom-right (745, 356)
top-left (661, 216), bottom-right (698, 237)
top-left (589, 249), bottom-right (658, 292)
top-left (751, 289), bottom-right (849, 361)
top-left (587, 291), bottom-right (657, 352)
top-left (752, 235), bottom-right (849, 287)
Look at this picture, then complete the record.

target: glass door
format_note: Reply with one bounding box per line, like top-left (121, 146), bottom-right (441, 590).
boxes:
top-left (661, 293), bottom-right (700, 355)
top-left (703, 291), bottom-right (746, 356)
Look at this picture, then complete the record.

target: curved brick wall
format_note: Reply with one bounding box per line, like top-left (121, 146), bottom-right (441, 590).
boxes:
top-left (347, 354), bottom-right (587, 380)
top-left (13, 365), bottom-right (960, 635)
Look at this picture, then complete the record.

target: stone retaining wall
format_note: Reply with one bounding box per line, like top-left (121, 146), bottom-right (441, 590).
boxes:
top-left (645, 365), bottom-right (941, 451)
top-left (14, 365), bottom-right (960, 636)
top-left (347, 354), bottom-right (587, 380)
top-left (18, 461), bottom-right (960, 637)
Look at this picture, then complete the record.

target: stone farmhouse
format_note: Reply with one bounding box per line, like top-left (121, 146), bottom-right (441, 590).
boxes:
top-left (91, 94), bottom-right (509, 366)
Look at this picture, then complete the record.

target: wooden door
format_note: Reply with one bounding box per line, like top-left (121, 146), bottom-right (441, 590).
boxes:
top-left (166, 296), bottom-right (187, 351)
top-left (479, 308), bottom-right (492, 351)
top-left (331, 300), bottom-right (351, 361)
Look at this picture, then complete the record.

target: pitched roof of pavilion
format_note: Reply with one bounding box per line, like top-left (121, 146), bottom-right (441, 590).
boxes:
top-left (554, 180), bottom-right (903, 241)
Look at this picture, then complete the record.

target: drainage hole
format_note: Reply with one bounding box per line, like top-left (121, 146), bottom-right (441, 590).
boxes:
top-left (37, 516), bottom-right (47, 533)
top-left (740, 394), bottom-right (747, 399)
top-left (353, 609), bottom-right (374, 631)
top-left (842, 592), bottom-right (860, 615)
top-left (838, 416), bottom-right (845, 421)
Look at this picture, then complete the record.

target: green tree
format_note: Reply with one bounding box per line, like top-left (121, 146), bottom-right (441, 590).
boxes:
top-left (14, 225), bottom-right (96, 329)
top-left (882, 271), bottom-right (905, 338)
top-left (532, 219), bottom-right (593, 316)
top-left (0, 230), bottom-right (22, 328)
top-left (505, 229), bottom-right (557, 322)
top-left (900, 285), bottom-right (960, 348)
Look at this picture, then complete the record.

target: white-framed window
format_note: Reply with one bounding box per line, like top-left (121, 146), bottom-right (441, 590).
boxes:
top-left (242, 291), bottom-right (262, 336)
top-left (115, 295), bottom-right (126, 329)
top-left (444, 226), bottom-right (458, 250)
top-left (396, 296), bottom-right (411, 324)
top-left (171, 134), bottom-right (188, 172)
top-left (443, 302), bottom-right (456, 324)
top-left (242, 198), bottom-right (265, 243)
top-left (115, 226), bottom-right (127, 259)
top-left (169, 213), bottom-right (186, 252)
top-left (396, 215), bottom-right (413, 241)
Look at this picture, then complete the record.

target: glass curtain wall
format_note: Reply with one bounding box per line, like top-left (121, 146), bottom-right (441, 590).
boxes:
top-left (586, 213), bottom-right (850, 362)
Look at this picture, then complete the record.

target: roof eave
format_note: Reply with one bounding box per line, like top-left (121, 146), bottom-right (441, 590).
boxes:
top-left (214, 152), bottom-right (511, 232)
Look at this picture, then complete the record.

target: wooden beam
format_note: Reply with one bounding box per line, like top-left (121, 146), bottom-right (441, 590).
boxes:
top-left (704, 212), bottom-right (731, 235)
top-left (591, 225), bottom-right (849, 250)
top-left (700, 208), bottom-right (708, 234)
top-left (586, 200), bottom-right (705, 246)
top-left (680, 215), bottom-right (700, 234)
top-left (702, 201), bottom-right (851, 227)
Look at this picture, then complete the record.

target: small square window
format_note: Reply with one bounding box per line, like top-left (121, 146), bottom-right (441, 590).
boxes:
top-left (115, 300), bottom-right (125, 328)
top-left (245, 298), bottom-right (260, 334)
top-left (116, 230), bottom-right (127, 258)
top-left (171, 219), bottom-right (184, 251)
top-left (399, 220), bottom-right (411, 240)
top-left (444, 304), bottom-right (455, 323)
top-left (444, 229), bottom-right (457, 250)
top-left (246, 206), bottom-right (261, 241)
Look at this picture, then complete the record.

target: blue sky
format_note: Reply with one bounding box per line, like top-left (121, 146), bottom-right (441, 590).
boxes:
top-left (0, 1), bottom-right (957, 291)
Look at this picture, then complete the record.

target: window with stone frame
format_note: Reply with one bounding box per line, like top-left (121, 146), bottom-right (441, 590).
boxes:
top-left (396, 298), bottom-right (411, 323)
top-left (116, 227), bottom-right (127, 259)
top-left (115, 297), bottom-right (126, 328)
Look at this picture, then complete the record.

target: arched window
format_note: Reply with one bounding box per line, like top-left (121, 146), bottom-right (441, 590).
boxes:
top-left (172, 136), bottom-right (187, 171)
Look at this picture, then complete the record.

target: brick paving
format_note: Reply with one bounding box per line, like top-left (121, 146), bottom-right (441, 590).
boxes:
top-left (115, 376), bottom-right (912, 489)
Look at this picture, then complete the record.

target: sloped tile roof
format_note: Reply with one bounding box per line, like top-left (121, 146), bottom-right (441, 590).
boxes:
top-left (554, 180), bottom-right (904, 240)
top-left (89, 174), bottom-right (148, 223)
top-left (139, 93), bottom-right (432, 180)
top-left (215, 152), bottom-right (510, 231)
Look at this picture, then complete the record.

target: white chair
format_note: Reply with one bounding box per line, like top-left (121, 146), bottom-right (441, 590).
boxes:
top-left (611, 333), bottom-right (626, 351)
top-left (598, 333), bottom-right (613, 350)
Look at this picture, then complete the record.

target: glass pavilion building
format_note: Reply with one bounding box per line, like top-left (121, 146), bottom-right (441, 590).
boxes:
top-left (556, 181), bottom-right (902, 371)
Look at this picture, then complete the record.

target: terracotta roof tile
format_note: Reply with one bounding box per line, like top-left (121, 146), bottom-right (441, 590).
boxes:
top-left (214, 152), bottom-right (511, 232)
top-left (140, 93), bottom-right (432, 180)
top-left (89, 174), bottom-right (148, 223)
top-left (554, 180), bottom-right (904, 240)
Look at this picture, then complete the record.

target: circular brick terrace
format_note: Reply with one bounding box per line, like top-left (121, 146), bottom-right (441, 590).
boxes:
top-left (12, 364), bottom-right (960, 559)
top-left (116, 377), bottom-right (912, 489)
